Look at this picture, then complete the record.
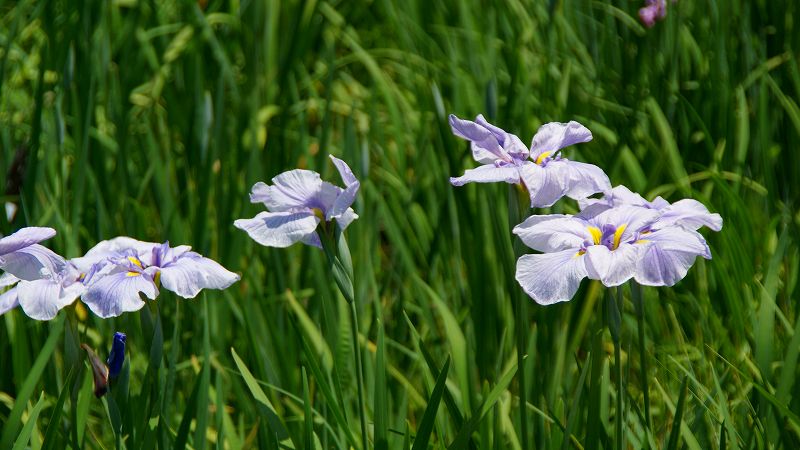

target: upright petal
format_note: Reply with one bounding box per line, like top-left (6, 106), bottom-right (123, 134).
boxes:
top-left (562, 161), bottom-right (612, 200)
top-left (584, 244), bottom-right (643, 286)
top-left (519, 161), bottom-right (569, 207)
top-left (159, 253), bottom-right (240, 298)
top-left (234, 210), bottom-right (320, 248)
top-left (17, 278), bottom-right (83, 321)
top-left (656, 199), bottom-right (723, 231)
top-left (0, 244), bottom-right (66, 281)
top-left (529, 121), bottom-right (592, 160)
top-left (474, 115), bottom-right (529, 158)
top-left (82, 271), bottom-right (158, 318)
top-left (634, 227), bottom-right (711, 286)
top-left (329, 155), bottom-right (359, 186)
top-left (449, 114), bottom-right (507, 163)
top-left (450, 164), bottom-right (522, 186)
top-left (513, 214), bottom-right (590, 252)
top-left (0, 227), bottom-right (56, 255)
top-left (516, 250), bottom-right (588, 305)
top-left (71, 237), bottom-right (157, 272)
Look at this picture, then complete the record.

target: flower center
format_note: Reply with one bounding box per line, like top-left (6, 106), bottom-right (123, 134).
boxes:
top-left (586, 224), bottom-right (628, 250)
top-left (535, 151), bottom-right (551, 165)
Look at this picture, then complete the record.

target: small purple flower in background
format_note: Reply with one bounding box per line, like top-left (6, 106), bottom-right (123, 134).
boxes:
top-left (0, 227), bottom-right (65, 281)
top-left (639, 0), bottom-right (674, 28)
top-left (234, 155), bottom-right (360, 248)
top-left (75, 238), bottom-right (239, 318)
top-left (448, 114), bottom-right (611, 207)
top-left (107, 332), bottom-right (126, 378)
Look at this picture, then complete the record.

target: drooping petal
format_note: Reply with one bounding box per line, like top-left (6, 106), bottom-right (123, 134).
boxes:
top-left (0, 244), bottom-right (66, 281)
top-left (529, 121), bottom-right (593, 161)
top-left (516, 250), bottom-right (588, 305)
top-left (249, 169), bottom-right (324, 211)
top-left (17, 278), bottom-right (83, 321)
top-left (519, 161), bottom-right (569, 207)
top-left (234, 210), bottom-right (321, 248)
top-left (158, 252), bottom-right (240, 298)
top-left (655, 199), bottom-right (723, 231)
top-left (0, 286), bottom-right (18, 315)
top-left (0, 227), bottom-right (56, 255)
top-left (82, 270), bottom-right (158, 318)
top-left (562, 160), bottom-right (612, 200)
top-left (513, 214), bottom-right (591, 252)
top-left (449, 164), bottom-right (522, 186)
top-left (634, 227), bottom-right (711, 286)
top-left (584, 244), bottom-right (643, 286)
top-left (448, 114), bottom-right (510, 164)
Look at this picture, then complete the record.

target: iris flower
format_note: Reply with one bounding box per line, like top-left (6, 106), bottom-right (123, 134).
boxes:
top-left (514, 191), bottom-right (720, 304)
top-left (234, 155), bottom-right (360, 248)
top-left (75, 238), bottom-right (240, 318)
top-left (0, 262), bottom-right (87, 320)
top-left (639, 0), bottom-right (667, 27)
top-left (448, 114), bottom-right (610, 207)
top-left (0, 227), bottom-right (64, 281)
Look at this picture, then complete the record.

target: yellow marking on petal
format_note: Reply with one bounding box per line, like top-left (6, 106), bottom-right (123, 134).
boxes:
top-left (574, 249), bottom-right (586, 258)
top-left (535, 151), bottom-right (552, 165)
top-left (154, 271), bottom-right (161, 287)
top-left (587, 226), bottom-right (602, 245)
top-left (127, 256), bottom-right (143, 268)
top-left (311, 207), bottom-right (325, 221)
top-left (126, 271), bottom-right (140, 277)
top-left (635, 239), bottom-right (649, 244)
top-left (612, 224), bottom-right (627, 250)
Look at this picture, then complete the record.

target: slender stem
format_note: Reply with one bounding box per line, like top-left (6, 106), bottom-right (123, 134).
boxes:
top-left (613, 286), bottom-right (624, 450)
top-left (508, 185), bottom-right (530, 449)
top-left (349, 299), bottom-right (369, 450)
top-left (632, 282), bottom-right (651, 430)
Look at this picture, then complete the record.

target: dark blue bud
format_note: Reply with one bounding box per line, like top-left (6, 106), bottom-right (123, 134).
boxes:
top-left (106, 332), bottom-right (126, 378)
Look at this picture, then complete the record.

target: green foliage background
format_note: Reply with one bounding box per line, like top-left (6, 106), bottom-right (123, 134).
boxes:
top-left (1, 0), bottom-right (799, 448)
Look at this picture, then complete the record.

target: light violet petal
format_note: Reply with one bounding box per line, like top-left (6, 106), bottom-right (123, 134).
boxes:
top-left (17, 279), bottom-right (83, 321)
top-left (562, 161), bottom-right (612, 200)
top-left (448, 114), bottom-right (510, 164)
top-left (0, 227), bottom-right (56, 255)
top-left (335, 208), bottom-right (359, 232)
top-left (474, 115), bottom-right (529, 158)
top-left (0, 244), bottom-right (66, 281)
top-left (519, 161), bottom-right (569, 208)
top-left (0, 272), bottom-right (19, 288)
top-left (634, 227), bottom-right (709, 286)
top-left (251, 169), bottom-right (324, 211)
top-left (71, 237), bottom-right (158, 271)
top-left (0, 286), bottom-right (18, 315)
top-left (584, 244), bottom-right (642, 287)
top-left (656, 199), bottom-right (723, 231)
top-left (450, 164), bottom-right (521, 186)
top-left (529, 121), bottom-right (592, 160)
top-left (513, 214), bottom-right (591, 252)
top-left (516, 250), bottom-right (588, 305)
top-left (159, 253), bottom-right (240, 298)
top-left (234, 211), bottom-right (320, 248)
top-left (329, 155), bottom-right (358, 186)
top-left (82, 271), bottom-right (157, 318)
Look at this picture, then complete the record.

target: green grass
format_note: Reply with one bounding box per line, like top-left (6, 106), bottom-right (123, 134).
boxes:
top-left (1, 0), bottom-right (799, 448)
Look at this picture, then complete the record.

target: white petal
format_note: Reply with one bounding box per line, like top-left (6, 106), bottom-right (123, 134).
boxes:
top-left (252, 169), bottom-right (324, 211)
top-left (329, 155), bottom-right (359, 186)
top-left (562, 161), bottom-right (611, 200)
top-left (656, 199), bottom-right (723, 231)
top-left (529, 121), bottom-right (592, 160)
top-left (159, 253), bottom-right (240, 298)
top-left (0, 227), bottom-right (56, 255)
top-left (0, 244), bottom-right (66, 281)
top-left (634, 227), bottom-right (710, 286)
top-left (584, 244), bottom-right (642, 287)
top-left (515, 250), bottom-right (588, 305)
top-left (519, 161), bottom-right (569, 207)
top-left (82, 271), bottom-right (157, 318)
top-left (449, 164), bottom-right (521, 186)
top-left (17, 279), bottom-right (83, 321)
top-left (513, 214), bottom-right (591, 252)
top-left (0, 286), bottom-right (19, 315)
top-left (234, 211), bottom-right (320, 248)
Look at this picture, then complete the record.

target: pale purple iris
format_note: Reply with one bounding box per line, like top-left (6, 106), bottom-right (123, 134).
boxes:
top-left (75, 237), bottom-right (240, 318)
top-left (448, 114), bottom-right (610, 207)
top-left (0, 227), bottom-right (65, 281)
top-left (639, 0), bottom-right (667, 27)
top-left (234, 155), bottom-right (359, 248)
top-left (0, 263), bottom-right (86, 320)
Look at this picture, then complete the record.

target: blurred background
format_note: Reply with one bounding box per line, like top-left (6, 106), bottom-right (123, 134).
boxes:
top-left (1, 0), bottom-right (799, 448)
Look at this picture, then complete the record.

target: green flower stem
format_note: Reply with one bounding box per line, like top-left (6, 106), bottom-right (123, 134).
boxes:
top-left (631, 281), bottom-right (651, 430)
top-left (320, 223), bottom-right (368, 450)
top-left (607, 286), bottom-right (624, 450)
top-left (508, 184), bottom-right (530, 449)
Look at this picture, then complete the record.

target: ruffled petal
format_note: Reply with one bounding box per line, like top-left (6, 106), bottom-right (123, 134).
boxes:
top-left (519, 161), bottom-right (569, 207)
top-left (513, 214), bottom-right (591, 252)
top-left (449, 114), bottom-right (510, 164)
top-left (474, 115), bottom-right (529, 158)
top-left (159, 253), bottom-right (240, 298)
top-left (234, 211), bottom-right (320, 248)
top-left (449, 164), bottom-right (522, 186)
top-left (529, 121), bottom-right (592, 161)
top-left (634, 227), bottom-right (710, 286)
top-left (584, 244), bottom-right (643, 287)
top-left (17, 278), bottom-right (83, 321)
top-left (82, 270), bottom-right (158, 318)
top-left (71, 237), bottom-right (157, 272)
top-left (0, 227), bottom-right (56, 255)
top-left (562, 161), bottom-right (612, 200)
top-left (0, 244), bottom-right (66, 281)
top-left (515, 249), bottom-right (588, 305)
top-left (656, 199), bottom-right (723, 231)
top-left (249, 169), bottom-right (324, 211)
